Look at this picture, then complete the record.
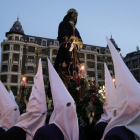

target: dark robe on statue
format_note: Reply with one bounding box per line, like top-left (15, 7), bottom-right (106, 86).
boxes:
top-left (2, 126), bottom-right (26, 140)
top-left (0, 127), bottom-right (6, 139)
top-left (54, 21), bottom-right (82, 84)
top-left (104, 126), bottom-right (136, 140)
top-left (92, 122), bottom-right (108, 140)
top-left (33, 124), bottom-right (86, 140)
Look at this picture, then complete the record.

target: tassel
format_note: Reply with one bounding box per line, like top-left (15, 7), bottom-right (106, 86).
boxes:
top-left (92, 112), bottom-right (95, 117)
top-left (88, 112), bottom-right (91, 118)
top-left (89, 116), bottom-right (93, 125)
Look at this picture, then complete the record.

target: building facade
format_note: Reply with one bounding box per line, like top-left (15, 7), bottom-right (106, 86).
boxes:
top-left (0, 18), bottom-right (117, 98)
top-left (124, 47), bottom-right (140, 83)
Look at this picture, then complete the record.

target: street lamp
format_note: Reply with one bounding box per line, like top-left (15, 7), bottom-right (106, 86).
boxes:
top-left (20, 76), bottom-right (27, 114)
top-left (78, 63), bottom-right (86, 100)
top-left (21, 76), bottom-right (26, 86)
top-left (79, 63), bottom-right (86, 78)
top-left (21, 76), bottom-right (27, 98)
top-left (112, 75), bottom-right (116, 86)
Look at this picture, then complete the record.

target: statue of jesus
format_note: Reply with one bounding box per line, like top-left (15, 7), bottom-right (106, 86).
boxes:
top-left (54, 8), bottom-right (83, 84)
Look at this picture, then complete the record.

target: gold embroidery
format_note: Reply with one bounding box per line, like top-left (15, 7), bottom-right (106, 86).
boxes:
top-left (73, 70), bottom-right (78, 79)
top-left (59, 62), bottom-right (71, 84)
top-left (62, 61), bottom-right (67, 67)
top-left (69, 36), bottom-right (83, 51)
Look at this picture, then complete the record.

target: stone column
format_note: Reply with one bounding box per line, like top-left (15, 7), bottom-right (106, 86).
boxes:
top-left (7, 85), bottom-right (11, 92)
top-left (17, 86), bottom-right (20, 95)
top-left (0, 46), bottom-right (3, 72)
top-left (19, 53), bottom-right (23, 72)
top-left (95, 54), bottom-right (98, 84)
top-left (7, 75), bottom-right (11, 83)
top-left (35, 47), bottom-right (38, 74)
top-left (19, 45), bottom-right (23, 73)
top-left (18, 75), bottom-right (21, 85)
top-left (8, 44), bottom-right (12, 74)
top-left (50, 48), bottom-right (53, 63)
top-left (10, 44), bottom-right (13, 51)
top-left (9, 52), bottom-right (12, 72)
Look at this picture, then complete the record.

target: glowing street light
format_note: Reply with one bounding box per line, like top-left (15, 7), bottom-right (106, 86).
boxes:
top-left (81, 66), bottom-right (84, 70)
top-left (21, 76), bottom-right (26, 86)
top-left (79, 63), bottom-right (86, 78)
top-left (112, 78), bottom-right (115, 82)
top-left (112, 75), bottom-right (116, 86)
top-left (22, 77), bottom-right (26, 81)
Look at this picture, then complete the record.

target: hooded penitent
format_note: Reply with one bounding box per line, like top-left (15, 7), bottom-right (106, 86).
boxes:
top-left (15, 59), bottom-right (47, 140)
top-left (0, 81), bottom-right (20, 130)
top-left (103, 37), bottom-right (140, 139)
top-left (97, 63), bottom-right (117, 124)
top-left (10, 90), bottom-right (15, 101)
top-left (47, 58), bottom-right (79, 140)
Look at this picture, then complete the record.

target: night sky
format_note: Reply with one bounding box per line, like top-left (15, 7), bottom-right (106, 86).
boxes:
top-left (1, 0), bottom-right (140, 58)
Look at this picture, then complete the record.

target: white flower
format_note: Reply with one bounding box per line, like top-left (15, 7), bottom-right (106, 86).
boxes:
top-left (76, 87), bottom-right (79, 90)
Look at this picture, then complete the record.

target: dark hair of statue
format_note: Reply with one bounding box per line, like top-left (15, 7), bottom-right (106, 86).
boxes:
top-left (63, 12), bottom-right (77, 25)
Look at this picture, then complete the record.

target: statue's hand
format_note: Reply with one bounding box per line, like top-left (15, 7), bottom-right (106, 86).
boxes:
top-left (63, 36), bottom-right (69, 42)
top-left (65, 36), bottom-right (68, 42)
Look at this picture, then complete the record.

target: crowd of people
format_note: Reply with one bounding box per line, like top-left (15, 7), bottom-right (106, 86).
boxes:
top-left (0, 38), bottom-right (139, 140)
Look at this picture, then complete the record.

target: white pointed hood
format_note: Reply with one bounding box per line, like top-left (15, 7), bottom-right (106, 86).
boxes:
top-left (98, 63), bottom-right (117, 124)
top-left (47, 58), bottom-right (79, 140)
top-left (10, 90), bottom-right (15, 101)
top-left (0, 81), bottom-right (20, 130)
top-left (15, 59), bottom-right (47, 140)
top-left (103, 37), bottom-right (140, 139)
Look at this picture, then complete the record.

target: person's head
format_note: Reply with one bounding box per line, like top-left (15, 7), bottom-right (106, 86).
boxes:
top-left (63, 8), bottom-right (78, 25)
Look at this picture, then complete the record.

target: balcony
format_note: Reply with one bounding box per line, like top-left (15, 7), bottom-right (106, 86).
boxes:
top-left (27, 70), bottom-right (34, 73)
top-left (41, 61), bottom-right (47, 65)
top-left (13, 58), bottom-right (19, 61)
top-left (28, 59), bottom-right (34, 63)
top-left (2, 60), bottom-right (8, 64)
top-left (27, 81), bottom-right (34, 84)
top-left (13, 57), bottom-right (19, 64)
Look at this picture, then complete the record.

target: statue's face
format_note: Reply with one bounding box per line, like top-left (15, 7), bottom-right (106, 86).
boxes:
top-left (71, 12), bottom-right (78, 22)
